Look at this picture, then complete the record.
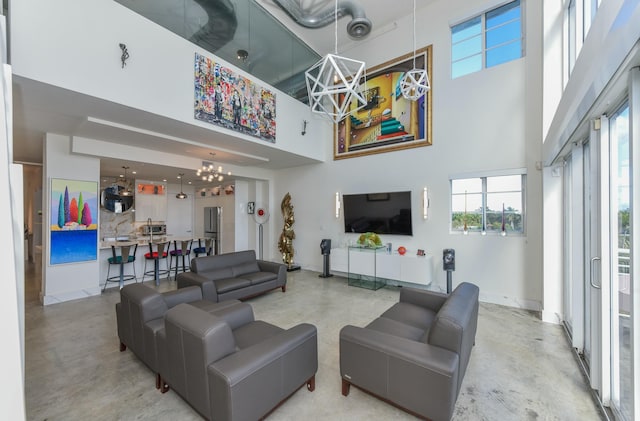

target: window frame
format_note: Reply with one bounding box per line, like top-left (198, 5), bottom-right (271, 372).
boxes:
top-left (449, 168), bottom-right (527, 236)
top-left (451, 0), bottom-right (524, 79)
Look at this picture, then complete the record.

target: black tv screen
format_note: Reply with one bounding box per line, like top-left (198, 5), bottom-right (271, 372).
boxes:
top-left (343, 191), bottom-right (413, 236)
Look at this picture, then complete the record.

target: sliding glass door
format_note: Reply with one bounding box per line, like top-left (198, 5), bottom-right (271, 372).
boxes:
top-left (562, 100), bottom-right (633, 420)
top-left (609, 103), bottom-right (631, 420)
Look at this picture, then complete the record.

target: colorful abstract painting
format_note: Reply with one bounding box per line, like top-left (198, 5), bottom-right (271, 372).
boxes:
top-left (49, 178), bottom-right (98, 265)
top-left (335, 45), bottom-right (433, 160)
top-left (194, 52), bottom-right (276, 142)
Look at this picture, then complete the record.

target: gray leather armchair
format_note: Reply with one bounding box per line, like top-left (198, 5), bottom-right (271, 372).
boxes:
top-left (340, 282), bottom-right (479, 421)
top-left (115, 283), bottom-right (249, 389)
top-left (158, 302), bottom-right (318, 420)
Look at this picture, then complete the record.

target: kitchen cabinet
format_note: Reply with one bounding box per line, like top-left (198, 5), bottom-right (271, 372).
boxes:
top-left (134, 181), bottom-right (168, 222)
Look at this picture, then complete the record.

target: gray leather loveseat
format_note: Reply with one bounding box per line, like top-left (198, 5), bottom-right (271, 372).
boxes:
top-left (158, 302), bottom-right (318, 420)
top-left (340, 282), bottom-right (479, 421)
top-left (176, 250), bottom-right (287, 302)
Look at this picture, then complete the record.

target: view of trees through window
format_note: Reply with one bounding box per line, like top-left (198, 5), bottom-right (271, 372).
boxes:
top-left (450, 174), bottom-right (524, 234)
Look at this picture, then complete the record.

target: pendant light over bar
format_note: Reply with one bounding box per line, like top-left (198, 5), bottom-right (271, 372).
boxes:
top-left (304, 0), bottom-right (367, 123)
top-left (400, 0), bottom-right (430, 101)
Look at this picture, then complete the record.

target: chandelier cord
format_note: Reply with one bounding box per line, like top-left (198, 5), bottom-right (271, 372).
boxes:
top-left (412, 0), bottom-right (417, 68)
top-left (334, 0), bottom-right (338, 55)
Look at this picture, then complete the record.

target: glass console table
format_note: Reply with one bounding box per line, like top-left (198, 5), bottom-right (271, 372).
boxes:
top-left (347, 246), bottom-right (388, 290)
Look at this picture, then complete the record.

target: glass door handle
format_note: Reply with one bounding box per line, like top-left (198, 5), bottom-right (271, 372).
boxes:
top-left (590, 256), bottom-right (601, 289)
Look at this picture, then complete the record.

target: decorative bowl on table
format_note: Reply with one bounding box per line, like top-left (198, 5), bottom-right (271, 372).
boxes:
top-left (356, 232), bottom-right (383, 248)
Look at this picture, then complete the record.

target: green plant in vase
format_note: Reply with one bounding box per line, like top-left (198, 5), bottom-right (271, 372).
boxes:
top-left (357, 232), bottom-right (383, 248)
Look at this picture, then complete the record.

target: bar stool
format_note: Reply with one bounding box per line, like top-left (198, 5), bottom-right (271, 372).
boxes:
top-left (192, 237), bottom-right (214, 257)
top-left (104, 243), bottom-right (138, 291)
top-left (169, 239), bottom-right (192, 280)
top-left (142, 241), bottom-right (170, 286)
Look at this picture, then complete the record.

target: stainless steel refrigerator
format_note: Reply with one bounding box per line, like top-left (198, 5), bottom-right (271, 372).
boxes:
top-left (204, 206), bottom-right (222, 255)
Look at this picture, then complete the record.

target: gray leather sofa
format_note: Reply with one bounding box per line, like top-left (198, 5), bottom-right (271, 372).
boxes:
top-left (158, 302), bottom-right (318, 420)
top-left (176, 250), bottom-right (287, 302)
top-left (340, 282), bottom-right (479, 421)
top-left (115, 283), bottom-right (250, 388)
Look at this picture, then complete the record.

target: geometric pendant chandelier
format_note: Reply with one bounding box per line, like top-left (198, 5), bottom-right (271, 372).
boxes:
top-left (304, 0), bottom-right (367, 123)
top-left (305, 53), bottom-right (367, 124)
top-left (400, 0), bottom-right (430, 101)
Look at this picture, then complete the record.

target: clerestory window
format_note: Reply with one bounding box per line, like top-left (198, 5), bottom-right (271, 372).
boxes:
top-left (451, 0), bottom-right (523, 79)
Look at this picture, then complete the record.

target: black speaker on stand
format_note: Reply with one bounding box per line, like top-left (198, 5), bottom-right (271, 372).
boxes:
top-left (319, 239), bottom-right (333, 278)
top-left (443, 249), bottom-right (455, 294)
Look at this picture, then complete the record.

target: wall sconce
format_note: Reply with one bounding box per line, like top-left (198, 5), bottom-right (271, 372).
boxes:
top-left (335, 192), bottom-right (341, 218)
top-left (422, 187), bottom-right (429, 219)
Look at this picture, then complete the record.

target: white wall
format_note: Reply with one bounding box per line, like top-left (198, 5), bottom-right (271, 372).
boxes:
top-left (9, 0), bottom-right (326, 162)
top-left (42, 134), bottom-right (101, 304)
top-left (13, 0), bottom-right (547, 310)
top-left (273, 0), bottom-right (544, 310)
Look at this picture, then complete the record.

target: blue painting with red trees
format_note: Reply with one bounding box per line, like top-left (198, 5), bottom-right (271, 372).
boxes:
top-left (50, 179), bottom-right (98, 265)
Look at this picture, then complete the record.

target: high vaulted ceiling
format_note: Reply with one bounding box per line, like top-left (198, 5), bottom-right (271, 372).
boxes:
top-left (12, 0), bottom-right (436, 186)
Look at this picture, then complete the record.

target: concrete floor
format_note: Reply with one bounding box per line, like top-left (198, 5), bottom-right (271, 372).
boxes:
top-left (25, 261), bottom-right (604, 420)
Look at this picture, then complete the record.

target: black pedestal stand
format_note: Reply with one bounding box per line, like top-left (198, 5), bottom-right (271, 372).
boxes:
top-left (287, 264), bottom-right (301, 272)
top-left (446, 270), bottom-right (453, 294)
top-left (319, 253), bottom-right (333, 278)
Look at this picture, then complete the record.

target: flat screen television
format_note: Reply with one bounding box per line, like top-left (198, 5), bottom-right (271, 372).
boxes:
top-left (343, 191), bottom-right (413, 236)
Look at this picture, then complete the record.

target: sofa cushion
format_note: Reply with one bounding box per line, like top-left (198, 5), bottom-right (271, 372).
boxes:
top-left (216, 278), bottom-right (251, 294)
top-left (366, 317), bottom-right (425, 342)
top-left (232, 260), bottom-right (261, 277)
top-left (380, 301), bottom-right (437, 331)
top-left (200, 267), bottom-right (234, 281)
top-left (233, 320), bottom-right (285, 349)
top-left (242, 271), bottom-right (277, 285)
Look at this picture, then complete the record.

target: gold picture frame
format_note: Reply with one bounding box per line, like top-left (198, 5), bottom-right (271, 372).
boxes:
top-left (334, 45), bottom-right (433, 160)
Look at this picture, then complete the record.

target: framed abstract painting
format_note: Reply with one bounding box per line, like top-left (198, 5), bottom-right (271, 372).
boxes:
top-left (334, 45), bottom-right (433, 160)
top-left (49, 178), bottom-right (98, 265)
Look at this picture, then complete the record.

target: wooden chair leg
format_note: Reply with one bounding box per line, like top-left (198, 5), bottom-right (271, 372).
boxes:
top-left (306, 375), bottom-right (315, 391)
top-left (155, 373), bottom-right (161, 389)
top-left (342, 378), bottom-right (351, 396)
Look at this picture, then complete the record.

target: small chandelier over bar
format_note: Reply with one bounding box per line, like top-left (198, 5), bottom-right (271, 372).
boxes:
top-left (304, 0), bottom-right (367, 123)
top-left (400, 0), bottom-right (430, 101)
top-left (196, 153), bottom-right (229, 182)
top-left (176, 173), bottom-right (187, 199)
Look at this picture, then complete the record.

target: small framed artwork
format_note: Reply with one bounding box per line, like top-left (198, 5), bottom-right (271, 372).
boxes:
top-left (247, 201), bottom-right (255, 214)
top-left (416, 249), bottom-right (425, 256)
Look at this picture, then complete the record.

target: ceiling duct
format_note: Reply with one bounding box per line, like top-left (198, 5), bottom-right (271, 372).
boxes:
top-left (189, 0), bottom-right (238, 51)
top-left (273, 0), bottom-right (372, 39)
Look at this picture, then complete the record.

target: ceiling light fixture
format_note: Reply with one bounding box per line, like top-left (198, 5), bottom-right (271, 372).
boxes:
top-left (176, 174), bottom-right (187, 199)
top-left (196, 152), bottom-right (229, 182)
top-left (304, 0), bottom-right (367, 123)
top-left (119, 166), bottom-right (133, 196)
top-left (237, 49), bottom-right (248, 62)
top-left (400, 0), bottom-right (430, 101)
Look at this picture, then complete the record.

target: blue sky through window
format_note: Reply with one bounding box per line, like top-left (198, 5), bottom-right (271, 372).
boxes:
top-left (452, 0), bottom-right (522, 78)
